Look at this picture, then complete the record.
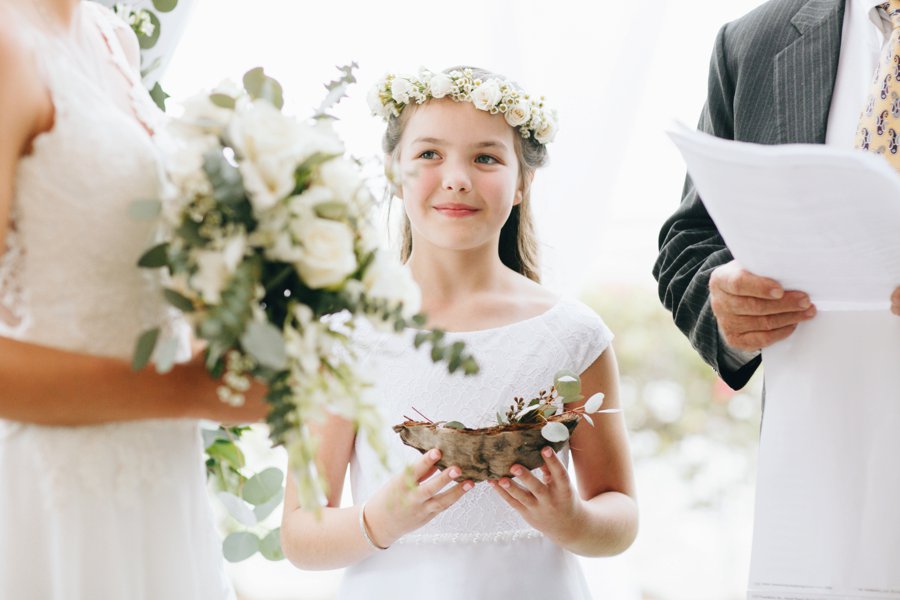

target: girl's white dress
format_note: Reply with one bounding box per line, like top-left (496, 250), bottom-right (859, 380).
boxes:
top-left (0, 5), bottom-right (232, 599)
top-left (341, 298), bottom-right (613, 600)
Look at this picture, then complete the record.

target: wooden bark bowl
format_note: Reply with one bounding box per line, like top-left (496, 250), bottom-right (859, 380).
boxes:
top-left (392, 413), bottom-right (579, 482)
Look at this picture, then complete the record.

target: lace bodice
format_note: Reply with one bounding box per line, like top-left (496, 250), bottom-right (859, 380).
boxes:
top-left (0, 2), bottom-right (168, 357)
top-left (349, 298), bottom-right (613, 544)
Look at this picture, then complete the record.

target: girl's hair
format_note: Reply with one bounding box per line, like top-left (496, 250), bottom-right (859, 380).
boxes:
top-left (381, 66), bottom-right (548, 283)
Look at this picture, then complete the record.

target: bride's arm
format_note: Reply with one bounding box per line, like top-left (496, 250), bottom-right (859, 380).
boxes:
top-left (0, 336), bottom-right (267, 425)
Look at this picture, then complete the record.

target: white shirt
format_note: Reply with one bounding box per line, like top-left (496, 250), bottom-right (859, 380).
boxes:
top-left (826, 0), bottom-right (892, 147)
top-left (720, 0), bottom-right (892, 371)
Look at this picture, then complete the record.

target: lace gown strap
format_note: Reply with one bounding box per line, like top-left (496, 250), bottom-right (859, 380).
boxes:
top-left (83, 3), bottom-right (161, 134)
top-left (546, 298), bottom-right (615, 375)
top-left (0, 206), bottom-right (28, 336)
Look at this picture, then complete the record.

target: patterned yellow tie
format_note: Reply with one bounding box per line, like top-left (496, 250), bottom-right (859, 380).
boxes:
top-left (856, 1), bottom-right (900, 169)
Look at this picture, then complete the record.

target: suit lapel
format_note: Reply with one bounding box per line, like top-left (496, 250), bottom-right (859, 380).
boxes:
top-left (774, 0), bottom-right (846, 143)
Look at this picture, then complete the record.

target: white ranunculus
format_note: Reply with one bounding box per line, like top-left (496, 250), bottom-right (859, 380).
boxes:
top-left (362, 251), bottom-right (422, 318)
top-left (390, 77), bottom-right (414, 104)
top-left (288, 186), bottom-right (334, 219)
top-left (504, 101), bottom-right (532, 128)
top-left (293, 218), bottom-right (357, 289)
top-left (428, 74), bottom-right (453, 99)
top-left (471, 79), bottom-right (503, 111)
top-left (534, 111), bottom-right (559, 145)
top-left (229, 100), bottom-right (308, 212)
top-left (191, 251), bottom-right (229, 304)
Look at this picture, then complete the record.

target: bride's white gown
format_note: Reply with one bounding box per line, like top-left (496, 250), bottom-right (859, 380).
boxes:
top-left (0, 4), bottom-right (232, 599)
top-left (342, 298), bottom-right (613, 600)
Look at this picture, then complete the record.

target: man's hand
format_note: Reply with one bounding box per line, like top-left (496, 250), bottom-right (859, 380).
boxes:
top-left (709, 260), bottom-right (816, 351)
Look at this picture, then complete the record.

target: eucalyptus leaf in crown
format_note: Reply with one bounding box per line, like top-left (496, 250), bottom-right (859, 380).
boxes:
top-left (131, 65), bottom-right (479, 528)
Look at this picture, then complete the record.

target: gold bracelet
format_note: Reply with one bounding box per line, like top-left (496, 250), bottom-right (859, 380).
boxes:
top-left (358, 501), bottom-right (389, 551)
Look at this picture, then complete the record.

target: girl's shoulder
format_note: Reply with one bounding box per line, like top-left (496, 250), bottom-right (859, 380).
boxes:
top-left (540, 296), bottom-right (615, 376)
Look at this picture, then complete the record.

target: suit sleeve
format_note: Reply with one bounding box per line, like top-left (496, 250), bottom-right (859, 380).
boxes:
top-left (652, 24), bottom-right (761, 390)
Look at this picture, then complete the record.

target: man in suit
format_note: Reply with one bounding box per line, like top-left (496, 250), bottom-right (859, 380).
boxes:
top-left (655, 0), bottom-right (900, 388)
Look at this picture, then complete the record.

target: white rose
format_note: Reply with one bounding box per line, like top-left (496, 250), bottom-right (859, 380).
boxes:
top-left (288, 186), bottom-right (334, 219)
top-left (293, 218), bottom-right (357, 289)
top-left (284, 323), bottom-right (320, 374)
top-left (317, 158), bottom-right (364, 204)
top-left (470, 79), bottom-right (503, 112)
top-left (534, 111), bottom-right (559, 144)
top-left (504, 101), bottom-right (532, 128)
top-left (179, 92), bottom-right (233, 133)
top-left (362, 251), bottom-right (422, 318)
top-left (295, 120), bottom-right (345, 164)
top-left (390, 77), bottom-right (414, 104)
top-left (229, 100), bottom-right (307, 212)
top-left (428, 74), bottom-right (453, 99)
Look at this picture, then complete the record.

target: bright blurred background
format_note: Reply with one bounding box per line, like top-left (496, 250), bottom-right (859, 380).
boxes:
top-left (148, 0), bottom-right (772, 597)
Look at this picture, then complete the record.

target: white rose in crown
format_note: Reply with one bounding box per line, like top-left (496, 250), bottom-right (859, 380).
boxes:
top-left (428, 74), bottom-right (453, 99)
top-left (471, 79), bottom-right (503, 111)
top-left (504, 101), bottom-right (532, 128)
top-left (230, 100), bottom-right (306, 212)
top-left (390, 77), bottom-right (415, 104)
top-left (534, 111), bottom-right (559, 144)
top-left (363, 251), bottom-right (422, 318)
top-left (292, 217), bottom-right (357, 289)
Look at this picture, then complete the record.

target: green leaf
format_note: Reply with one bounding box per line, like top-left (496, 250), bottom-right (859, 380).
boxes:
top-left (240, 321), bottom-right (288, 371)
top-left (152, 0), bottom-right (178, 12)
top-left (206, 438), bottom-right (246, 469)
top-left (463, 358), bottom-right (480, 376)
top-left (242, 467), bottom-right (284, 506)
top-left (541, 421), bottom-right (570, 443)
top-left (313, 201), bottom-right (348, 221)
top-left (443, 421), bottom-right (466, 430)
top-left (584, 392), bottom-right (606, 413)
top-left (253, 488), bottom-right (284, 521)
top-left (137, 242), bottom-right (169, 268)
top-left (154, 336), bottom-right (179, 374)
top-left (554, 371), bottom-right (581, 401)
top-left (203, 150), bottom-right (245, 207)
top-left (562, 394), bottom-right (584, 405)
top-left (202, 428), bottom-right (229, 449)
top-left (217, 491), bottom-right (257, 526)
top-left (431, 346), bottom-right (444, 362)
top-left (209, 93), bottom-right (236, 109)
top-left (129, 199), bottom-right (162, 221)
top-left (411, 314), bottom-right (427, 327)
top-left (242, 67), bottom-right (284, 110)
top-left (223, 532), bottom-right (259, 562)
top-left (413, 331), bottom-right (429, 349)
top-left (259, 528), bottom-right (285, 561)
top-left (163, 288), bottom-right (195, 312)
top-left (136, 11), bottom-right (161, 49)
top-left (149, 82), bottom-right (169, 112)
top-left (131, 327), bottom-right (160, 371)
top-left (314, 63), bottom-right (358, 119)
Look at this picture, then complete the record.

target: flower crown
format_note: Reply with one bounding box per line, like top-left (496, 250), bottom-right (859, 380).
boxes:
top-left (367, 68), bottom-right (559, 145)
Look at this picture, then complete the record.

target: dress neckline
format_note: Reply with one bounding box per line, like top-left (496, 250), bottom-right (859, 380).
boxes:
top-left (407, 297), bottom-right (567, 336)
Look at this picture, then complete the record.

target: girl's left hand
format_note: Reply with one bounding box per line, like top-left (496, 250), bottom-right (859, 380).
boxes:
top-left (489, 446), bottom-right (583, 544)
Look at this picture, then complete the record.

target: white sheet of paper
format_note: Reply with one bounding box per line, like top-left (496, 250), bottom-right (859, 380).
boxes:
top-left (668, 124), bottom-right (900, 600)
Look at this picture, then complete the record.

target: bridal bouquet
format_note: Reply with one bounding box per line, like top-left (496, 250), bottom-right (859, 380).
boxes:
top-left (132, 66), bottom-right (478, 560)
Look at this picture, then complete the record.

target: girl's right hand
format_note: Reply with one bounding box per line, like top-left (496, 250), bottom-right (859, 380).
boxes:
top-left (363, 449), bottom-right (474, 547)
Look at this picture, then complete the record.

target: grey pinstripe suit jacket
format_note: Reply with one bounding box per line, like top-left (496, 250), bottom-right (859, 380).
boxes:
top-left (653, 0), bottom-right (846, 390)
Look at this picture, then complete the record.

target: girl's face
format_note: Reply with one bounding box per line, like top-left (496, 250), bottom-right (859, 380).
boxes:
top-left (396, 99), bottom-right (522, 256)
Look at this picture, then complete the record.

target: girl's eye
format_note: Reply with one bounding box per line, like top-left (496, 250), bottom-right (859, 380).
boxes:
top-left (418, 150), bottom-right (439, 160)
top-left (475, 155), bottom-right (499, 165)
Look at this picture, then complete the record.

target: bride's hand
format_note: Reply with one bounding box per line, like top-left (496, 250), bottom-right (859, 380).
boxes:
top-left (489, 446), bottom-right (583, 545)
top-left (363, 449), bottom-right (474, 548)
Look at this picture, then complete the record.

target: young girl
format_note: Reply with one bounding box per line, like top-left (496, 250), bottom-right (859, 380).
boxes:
top-left (0, 2), bottom-right (265, 598)
top-left (281, 67), bottom-right (637, 599)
